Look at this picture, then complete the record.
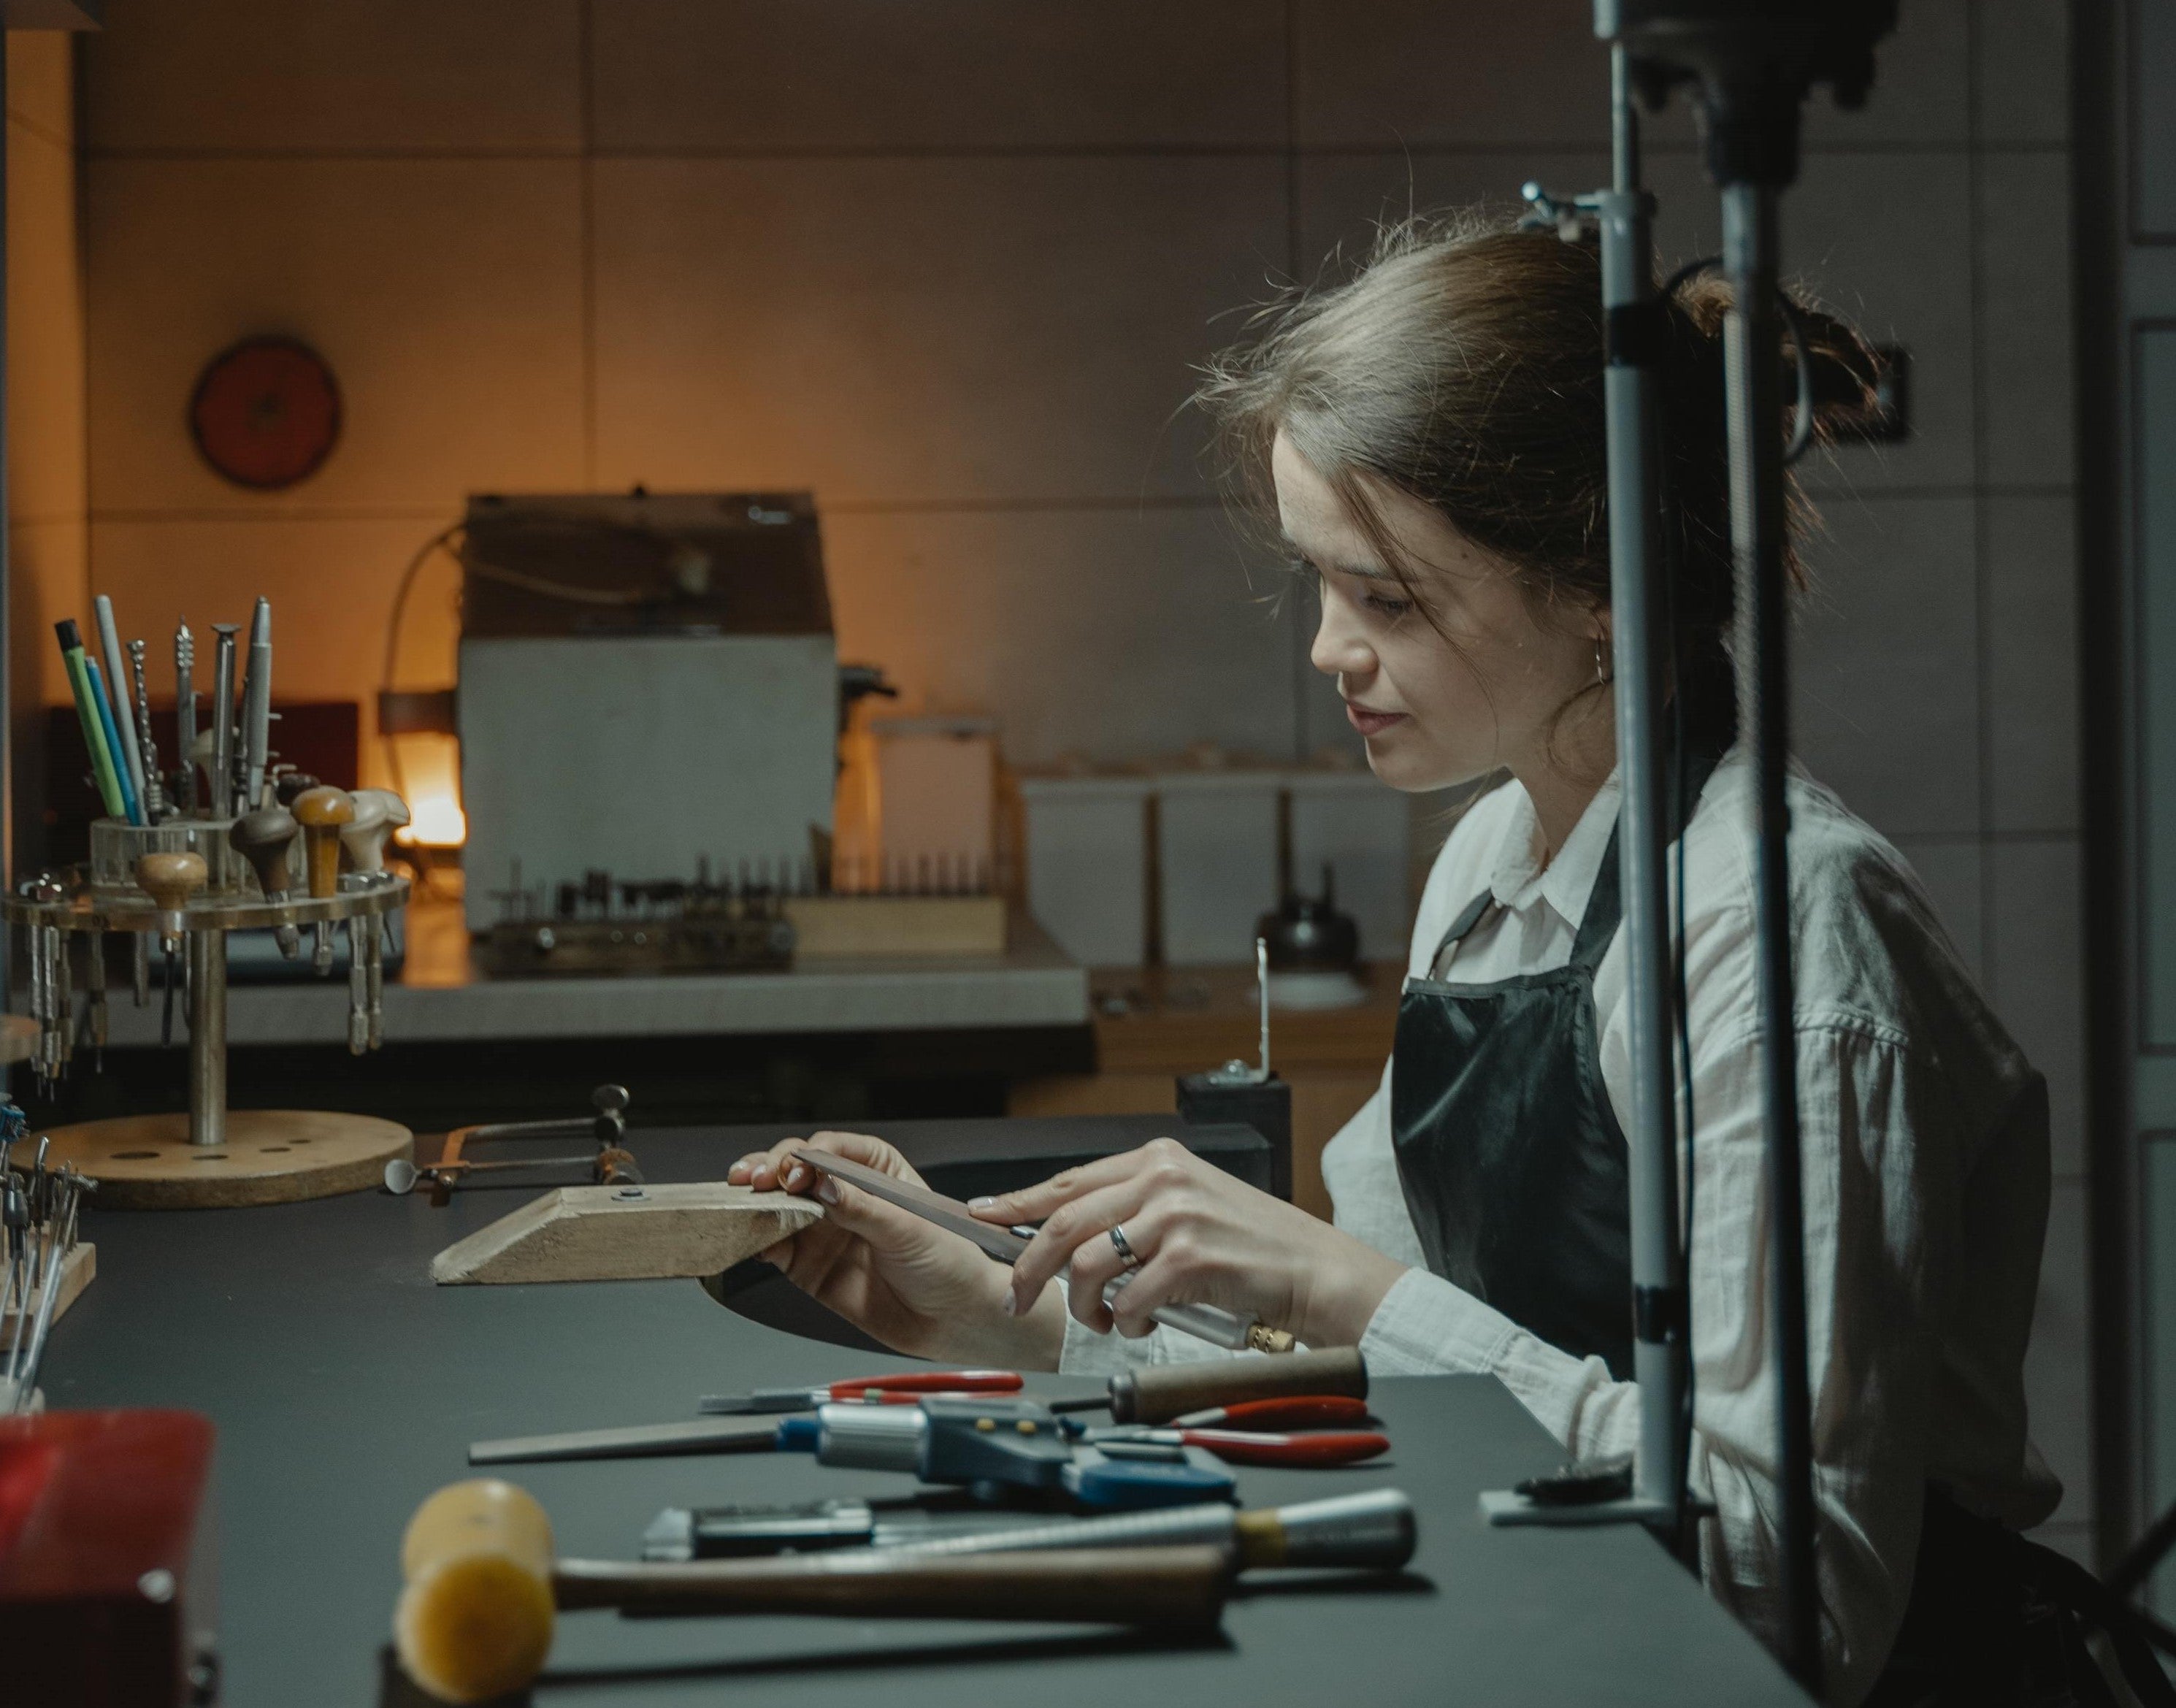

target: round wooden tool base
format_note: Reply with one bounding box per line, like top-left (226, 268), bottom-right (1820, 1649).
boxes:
top-left (34, 1111), bottom-right (413, 1209)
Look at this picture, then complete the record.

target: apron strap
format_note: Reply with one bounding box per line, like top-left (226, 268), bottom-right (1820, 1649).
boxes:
top-left (1566, 731), bottom-right (1735, 975)
top-left (1568, 838), bottom-right (1625, 973)
top-left (1429, 889), bottom-right (1498, 973)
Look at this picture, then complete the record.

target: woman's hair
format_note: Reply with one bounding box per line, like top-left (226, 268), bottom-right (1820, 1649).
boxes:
top-left (1195, 207), bottom-right (1878, 738)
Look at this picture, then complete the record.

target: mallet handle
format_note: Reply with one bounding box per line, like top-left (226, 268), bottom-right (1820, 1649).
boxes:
top-left (551, 1544), bottom-right (1230, 1628)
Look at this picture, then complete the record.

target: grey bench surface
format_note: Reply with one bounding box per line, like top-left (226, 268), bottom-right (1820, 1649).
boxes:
top-left (47, 1119), bottom-right (1804, 1707)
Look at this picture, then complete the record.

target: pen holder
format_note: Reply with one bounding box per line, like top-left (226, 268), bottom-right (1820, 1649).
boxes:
top-left (87, 816), bottom-right (248, 899)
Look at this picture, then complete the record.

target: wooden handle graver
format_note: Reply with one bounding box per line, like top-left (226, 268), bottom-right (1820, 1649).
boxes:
top-left (552, 1544), bottom-right (1231, 1628)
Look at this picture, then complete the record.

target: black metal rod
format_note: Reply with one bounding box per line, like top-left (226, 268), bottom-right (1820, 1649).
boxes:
top-left (1721, 179), bottom-right (1820, 1690)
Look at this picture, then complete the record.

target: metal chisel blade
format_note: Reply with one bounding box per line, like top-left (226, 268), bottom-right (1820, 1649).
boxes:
top-left (697, 1389), bottom-right (821, 1416)
top-left (469, 1416), bottom-right (781, 1466)
top-left (786, 1145), bottom-right (1029, 1265)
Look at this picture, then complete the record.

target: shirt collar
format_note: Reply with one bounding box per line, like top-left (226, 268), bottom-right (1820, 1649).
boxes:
top-left (1487, 769), bottom-right (1623, 930)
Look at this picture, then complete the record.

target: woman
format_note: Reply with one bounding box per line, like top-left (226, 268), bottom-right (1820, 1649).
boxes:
top-left (726, 214), bottom-right (2071, 1706)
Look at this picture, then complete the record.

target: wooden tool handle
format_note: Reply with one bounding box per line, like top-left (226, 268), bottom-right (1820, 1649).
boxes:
top-left (292, 785), bottom-right (355, 897)
top-left (552, 1544), bottom-right (1230, 1628)
top-left (1117, 1345), bottom-right (1368, 1425)
top-left (134, 850), bottom-right (208, 911)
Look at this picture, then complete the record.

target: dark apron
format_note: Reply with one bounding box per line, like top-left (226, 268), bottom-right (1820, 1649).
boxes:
top-left (1389, 808), bottom-right (1647, 1378)
top-left (1387, 756), bottom-right (2173, 1707)
top-left (1387, 735), bottom-right (1725, 1379)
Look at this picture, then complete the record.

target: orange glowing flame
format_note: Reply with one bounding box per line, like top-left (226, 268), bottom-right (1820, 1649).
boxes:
top-left (396, 793), bottom-right (467, 849)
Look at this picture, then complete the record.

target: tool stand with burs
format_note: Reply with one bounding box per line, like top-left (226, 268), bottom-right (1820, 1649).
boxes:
top-left (7, 605), bottom-right (416, 1208)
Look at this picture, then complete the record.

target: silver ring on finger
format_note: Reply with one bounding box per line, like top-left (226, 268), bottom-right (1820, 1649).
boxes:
top-left (1108, 1222), bottom-right (1143, 1270)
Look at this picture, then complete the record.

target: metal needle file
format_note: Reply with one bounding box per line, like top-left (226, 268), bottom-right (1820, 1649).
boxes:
top-left (209, 624), bottom-right (238, 819)
top-left (240, 597), bottom-right (272, 812)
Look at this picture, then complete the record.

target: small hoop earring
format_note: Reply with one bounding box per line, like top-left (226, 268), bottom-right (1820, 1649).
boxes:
top-left (1594, 635), bottom-right (1610, 689)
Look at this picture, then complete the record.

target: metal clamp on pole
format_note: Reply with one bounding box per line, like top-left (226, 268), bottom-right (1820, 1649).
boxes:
top-left (1480, 7), bottom-right (1901, 1697)
top-left (1482, 45), bottom-right (1689, 1539)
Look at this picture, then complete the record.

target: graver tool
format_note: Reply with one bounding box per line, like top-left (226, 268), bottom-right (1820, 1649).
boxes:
top-left (788, 1144), bottom-right (1295, 1355)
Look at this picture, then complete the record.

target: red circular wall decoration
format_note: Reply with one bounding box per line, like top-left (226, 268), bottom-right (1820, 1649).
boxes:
top-left (188, 336), bottom-right (342, 489)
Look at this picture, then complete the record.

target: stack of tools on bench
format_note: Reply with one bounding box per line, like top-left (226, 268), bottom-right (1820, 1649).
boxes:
top-left (403, 1348), bottom-right (1412, 1704)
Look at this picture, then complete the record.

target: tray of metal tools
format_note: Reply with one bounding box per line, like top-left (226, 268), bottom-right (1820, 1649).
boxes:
top-left (482, 867), bottom-right (793, 977)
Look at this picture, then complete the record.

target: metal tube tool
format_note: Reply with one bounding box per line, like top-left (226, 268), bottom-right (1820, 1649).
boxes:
top-left (207, 623), bottom-right (238, 819)
top-left (643, 1486), bottom-right (1417, 1571)
top-left (240, 596), bottom-right (272, 811)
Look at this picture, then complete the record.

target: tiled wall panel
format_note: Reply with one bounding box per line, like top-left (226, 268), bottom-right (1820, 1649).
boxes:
top-left (81, 0), bottom-right (583, 153)
top-left (590, 156), bottom-right (1286, 504)
top-left (822, 507), bottom-right (1298, 766)
top-left (1791, 497), bottom-right (1983, 842)
top-left (592, 1), bottom-right (1286, 151)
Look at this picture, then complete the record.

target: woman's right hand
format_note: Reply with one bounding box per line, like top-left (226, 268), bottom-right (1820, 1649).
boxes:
top-left (726, 1130), bottom-right (1068, 1370)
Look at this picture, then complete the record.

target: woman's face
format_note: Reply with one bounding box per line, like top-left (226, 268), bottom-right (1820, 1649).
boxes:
top-left (1273, 430), bottom-right (1602, 794)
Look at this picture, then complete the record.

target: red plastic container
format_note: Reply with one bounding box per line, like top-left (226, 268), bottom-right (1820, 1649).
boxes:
top-left (0, 1409), bottom-right (217, 1706)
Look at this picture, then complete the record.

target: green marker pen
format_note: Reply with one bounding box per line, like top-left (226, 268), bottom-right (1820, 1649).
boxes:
top-left (56, 618), bottom-right (128, 819)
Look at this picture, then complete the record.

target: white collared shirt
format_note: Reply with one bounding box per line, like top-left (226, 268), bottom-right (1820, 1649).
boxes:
top-left (1060, 749), bottom-right (2059, 1705)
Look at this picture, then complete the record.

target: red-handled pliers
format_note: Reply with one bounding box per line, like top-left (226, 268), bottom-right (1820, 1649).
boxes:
top-left (697, 1370), bottom-right (1022, 1414)
top-left (1168, 1395), bottom-right (1372, 1431)
top-left (1092, 1425), bottom-right (1390, 1468)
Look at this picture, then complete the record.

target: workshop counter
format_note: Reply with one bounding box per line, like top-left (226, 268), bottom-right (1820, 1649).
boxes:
top-left (47, 1124), bottom-right (1805, 1707)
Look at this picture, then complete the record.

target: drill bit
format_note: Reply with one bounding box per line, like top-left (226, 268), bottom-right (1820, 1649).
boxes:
top-left (175, 620), bottom-right (197, 816)
top-left (127, 638), bottom-right (166, 822)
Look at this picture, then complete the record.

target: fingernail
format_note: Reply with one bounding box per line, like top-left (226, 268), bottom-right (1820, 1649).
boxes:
top-left (815, 1178), bottom-right (840, 1206)
top-left (968, 1196), bottom-right (997, 1211)
top-left (784, 1165), bottom-right (805, 1188)
top-left (1000, 1288), bottom-right (1019, 1316)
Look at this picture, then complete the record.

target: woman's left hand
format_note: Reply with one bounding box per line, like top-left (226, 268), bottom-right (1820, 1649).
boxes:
top-left (969, 1138), bottom-right (1408, 1349)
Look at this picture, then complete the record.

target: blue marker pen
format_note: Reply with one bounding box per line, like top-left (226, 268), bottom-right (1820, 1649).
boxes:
top-left (85, 655), bottom-right (145, 825)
